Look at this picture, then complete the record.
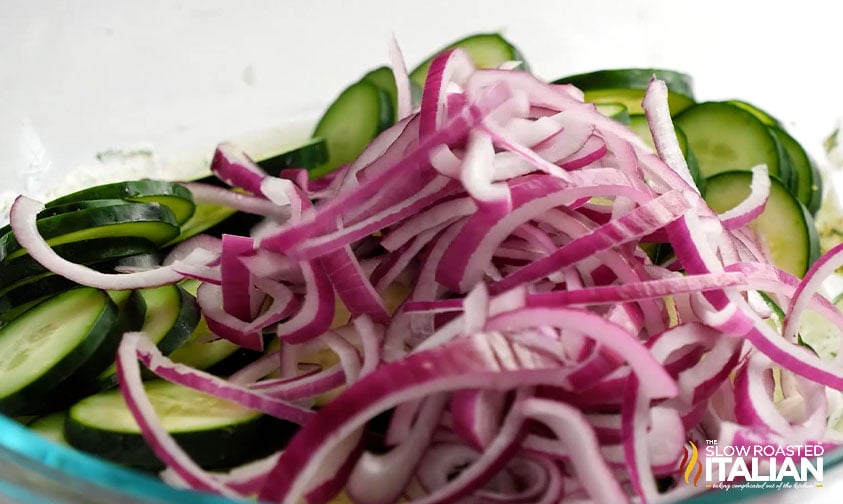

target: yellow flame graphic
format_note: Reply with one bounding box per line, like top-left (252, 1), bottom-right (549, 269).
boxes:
top-left (680, 441), bottom-right (703, 486)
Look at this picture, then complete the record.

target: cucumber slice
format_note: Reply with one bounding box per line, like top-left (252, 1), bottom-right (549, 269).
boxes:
top-left (704, 171), bottom-right (820, 277)
top-left (0, 275), bottom-right (80, 322)
top-left (311, 80), bottom-right (394, 178)
top-left (769, 125), bottom-right (822, 214)
top-left (626, 115), bottom-right (706, 193)
top-left (674, 101), bottom-right (791, 185)
top-left (41, 290), bottom-right (146, 410)
top-left (64, 380), bottom-right (296, 470)
top-left (725, 99), bottom-right (780, 126)
top-left (30, 411), bottom-right (68, 444)
top-left (0, 237), bottom-right (156, 295)
top-left (45, 180), bottom-right (195, 225)
top-left (256, 137), bottom-right (329, 173)
top-left (553, 68), bottom-right (695, 115)
top-left (0, 288), bottom-right (118, 415)
top-left (168, 317), bottom-right (266, 375)
top-left (0, 201), bottom-right (180, 262)
top-left (594, 102), bottom-right (631, 125)
top-left (362, 66), bottom-right (426, 115)
top-left (96, 285), bottom-right (200, 388)
top-left (362, 66), bottom-right (399, 121)
top-left (409, 33), bottom-right (526, 88)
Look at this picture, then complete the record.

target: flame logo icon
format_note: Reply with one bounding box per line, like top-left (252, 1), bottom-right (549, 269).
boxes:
top-left (679, 441), bottom-right (703, 486)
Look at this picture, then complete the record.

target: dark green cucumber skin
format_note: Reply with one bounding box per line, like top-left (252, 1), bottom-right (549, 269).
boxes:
top-left (0, 276), bottom-right (80, 322)
top-left (64, 407), bottom-right (298, 471)
top-left (146, 285), bottom-right (201, 355)
top-left (310, 80), bottom-right (395, 178)
top-left (553, 68), bottom-right (695, 99)
top-left (45, 179), bottom-right (195, 224)
top-left (0, 201), bottom-right (180, 262)
top-left (553, 68), bottom-right (695, 115)
top-left (256, 138), bottom-right (329, 173)
top-left (362, 66), bottom-right (399, 120)
top-left (0, 237), bottom-right (157, 295)
top-left (0, 288), bottom-right (119, 416)
top-left (770, 125), bottom-right (822, 214)
top-left (46, 180), bottom-right (192, 208)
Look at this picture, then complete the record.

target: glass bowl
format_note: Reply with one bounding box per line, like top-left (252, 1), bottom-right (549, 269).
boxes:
top-left (3, 1), bottom-right (843, 502)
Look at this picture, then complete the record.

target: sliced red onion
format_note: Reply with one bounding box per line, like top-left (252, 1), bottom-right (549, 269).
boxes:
top-left (490, 190), bottom-right (690, 294)
top-left (257, 332), bottom-right (585, 503)
top-left (784, 240), bottom-right (843, 341)
top-left (450, 389), bottom-right (508, 450)
top-left (420, 48), bottom-right (476, 138)
top-left (211, 142), bottom-right (267, 195)
top-left (115, 332), bottom-right (241, 497)
top-left (346, 394), bottom-right (446, 504)
top-left (180, 182), bottom-right (290, 220)
top-left (274, 260), bottom-right (336, 344)
top-left (642, 78), bottom-right (698, 193)
top-left (716, 164), bottom-right (771, 229)
top-left (220, 234), bottom-right (258, 321)
top-left (319, 245), bottom-right (389, 323)
top-left (163, 234), bottom-right (222, 265)
top-left (519, 397), bottom-right (627, 503)
top-left (487, 307), bottom-right (677, 399)
top-left (460, 130), bottom-right (512, 215)
top-left (388, 34), bottom-right (412, 120)
top-left (130, 332), bottom-right (313, 424)
top-left (196, 282), bottom-right (264, 350)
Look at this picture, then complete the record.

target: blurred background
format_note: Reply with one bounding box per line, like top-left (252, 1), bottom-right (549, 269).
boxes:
top-left (3, 0), bottom-right (843, 200)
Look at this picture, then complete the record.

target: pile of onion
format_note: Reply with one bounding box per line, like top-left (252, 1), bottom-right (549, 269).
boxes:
top-left (10, 48), bottom-right (843, 503)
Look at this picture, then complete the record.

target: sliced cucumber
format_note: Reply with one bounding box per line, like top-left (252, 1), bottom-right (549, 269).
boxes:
top-left (310, 80), bottom-right (394, 178)
top-left (42, 290), bottom-right (146, 409)
top-left (29, 411), bottom-right (68, 444)
top-left (0, 275), bottom-right (80, 322)
top-left (0, 237), bottom-right (156, 296)
top-left (64, 380), bottom-right (296, 470)
top-left (362, 66), bottom-right (399, 120)
top-left (409, 33), bottom-right (526, 88)
top-left (0, 201), bottom-right (180, 262)
top-left (96, 285), bottom-right (200, 388)
top-left (769, 125), bottom-right (822, 214)
top-left (674, 101), bottom-right (790, 185)
top-left (45, 179), bottom-right (195, 225)
top-left (168, 317), bottom-right (265, 375)
top-left (725, 99), bottom-right (780, 126)
top-left (362, 65), bottom-right (425, 114)
top-left (256, 137), bottom-right (329, 173)
top-left (704, 170), bottom-right (820, 277)
top-left (553, 68), bottom-right (695, 115)
top-left (0, 288), bottom-right (118, 415)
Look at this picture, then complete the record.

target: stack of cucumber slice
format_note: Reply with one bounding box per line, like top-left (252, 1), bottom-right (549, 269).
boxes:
top-left (0, 178), bottom-right (289, 470)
